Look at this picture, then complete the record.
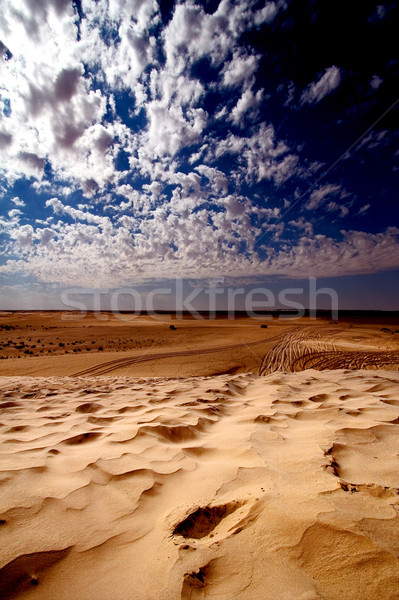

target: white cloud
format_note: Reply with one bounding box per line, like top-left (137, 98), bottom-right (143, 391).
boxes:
top-left (146, 102), bottom-right (207, 156)
top-left (195, 165), bottom-right (228, 195)
top-left (10, 223), bottom-right (34, 249)
top-left (306, 184), bottom-right (342, 210)
top-left (267, 228), bottom-right (399, 278)
top-left (45, 197), bottom-right (111, 227)
top-left (289, 217), bottom-right (313, 237)
top-left (3, 217), bottom-right (399, 285)
top-left (370, 74), bottom-right (383, 89)
top-left (283, 81), bottom-right (296, 107)
top-left (358, 204), bottom-right (370, 215)
top-left (0, 0), bottom-right (122, 192)
top-left (0, 0), bottom-right (391, 294)
top-left (253, 2), bottom-right (280, 25)
top-left (230, 87), bottom-right (263, 125)
top-left (301, 66), bottom-right (342, 104)
top-left (188, 144), bottom-right (208, 165)
top-left (80, 0), bottom-right (159, 90)
top-left (326, 201), bottom-right (349, 218)
top-left (257, 153), bottom-right (299, 186)
top-left (222, 52), bottom-right (259, 87)
top-left (11, 196), bottom-right (26, 207)
top-left (163, 0), bottom-right (283, 73)
top-left (210, 124), bottom-right (297, 186)
top-left (8, 208), bottom-right (22, 219)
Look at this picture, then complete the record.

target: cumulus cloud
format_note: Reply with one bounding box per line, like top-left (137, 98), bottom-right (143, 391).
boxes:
top-left (8, 208), bottom-right (22, 219)
top-left (0, 0), bottom-right (118, 190)
top-left (301, 66), bottom-right (342, 104)
top-left (11, 196), bottom-right (26, 207)
top-left (146, 102), bottom-right (207, 157)
top-left (208, 123), bottom-right (298, 187)
top-left (162, 0), bottom-right (281, 73)
top-left (222, 52), bottom-right (259, 87)
top-left (230, 88), bottom-right (263, 125)
top-left (3, 215), bottom-right (399, 286)
top-left (45, 197), bottom-right (110, 227)
top-left (305, 184), bottom-right (342, 210)
top-left (195, 165), bottom-right (228, 195)
top-left (267, 228), bottom-right (399, 278)
top-left (0, 0), bottom-right (392, 293)
top-left (326, 201), bottom-right (349, 218)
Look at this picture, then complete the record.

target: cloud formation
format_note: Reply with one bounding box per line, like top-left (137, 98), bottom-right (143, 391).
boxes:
top-left (301, 66), bottom-right (342, 104)
top-left (0, 0), bottom-right (397, 295)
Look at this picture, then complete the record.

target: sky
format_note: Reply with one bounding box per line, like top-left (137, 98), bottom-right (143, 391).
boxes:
top-left (0, 0), bottom-right (398, 311)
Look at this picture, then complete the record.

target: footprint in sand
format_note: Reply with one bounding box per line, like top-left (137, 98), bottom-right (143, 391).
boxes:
top-left (172, 497), bottom-right (258, 545)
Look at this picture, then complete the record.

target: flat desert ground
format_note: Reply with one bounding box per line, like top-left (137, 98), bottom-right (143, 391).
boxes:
top-left (0, 312), bottom-right (399, 599)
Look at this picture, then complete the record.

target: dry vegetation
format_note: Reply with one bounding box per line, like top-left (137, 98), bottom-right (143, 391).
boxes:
top-left (0, 311), bottom-right (398, 377)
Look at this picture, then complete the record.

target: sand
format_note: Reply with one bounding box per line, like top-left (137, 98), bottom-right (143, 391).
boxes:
top-left (1, 312), bottom-right (399, 377)
top-left (0, 313), bottom-right (398, 598)
top-left (0, 369), bottom-right (398, 599)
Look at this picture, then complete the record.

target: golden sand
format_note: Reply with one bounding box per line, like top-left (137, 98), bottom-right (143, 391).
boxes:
top-left (0, 314), bottom-right (398, 599)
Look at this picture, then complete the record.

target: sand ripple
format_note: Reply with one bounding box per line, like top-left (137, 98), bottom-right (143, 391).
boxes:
top-left (0, 371), bottom-right (398, 599)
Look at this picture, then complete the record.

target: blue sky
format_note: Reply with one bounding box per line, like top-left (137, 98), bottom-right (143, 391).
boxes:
top-left (0, 0), bottom-right (398, 310)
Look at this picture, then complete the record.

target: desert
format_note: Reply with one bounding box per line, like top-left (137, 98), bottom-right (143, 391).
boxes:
top-left (0, 312), bottom-right (398, 599)
top-left (1, 0), bottom-right (398, 597)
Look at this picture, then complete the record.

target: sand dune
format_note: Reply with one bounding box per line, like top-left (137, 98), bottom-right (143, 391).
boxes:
top-left (0, 370), bottom-right (398, 599)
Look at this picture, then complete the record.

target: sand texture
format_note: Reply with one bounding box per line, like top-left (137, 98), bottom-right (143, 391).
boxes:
top-left (0, 369), bottom-right (398, 599)
top-left (1, 313), bottom-right (399, 378)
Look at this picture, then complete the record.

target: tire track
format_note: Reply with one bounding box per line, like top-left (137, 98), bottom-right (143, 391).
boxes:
top-left (259, 325), bottom-right (399, 374)
top-left (72, 337), bottom-right (278, 377)
top-left (293, 350), bottom-right (399, 371)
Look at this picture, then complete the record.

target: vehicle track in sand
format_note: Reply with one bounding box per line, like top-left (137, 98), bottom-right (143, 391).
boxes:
top-left (259, 325), bottom-right (399, 374)
top-left (292, 349), bottom-right (399, 371)
top-left (71, 336), bottom-right (278, 377)
top-left (72, 326), bottom-right (399, 377)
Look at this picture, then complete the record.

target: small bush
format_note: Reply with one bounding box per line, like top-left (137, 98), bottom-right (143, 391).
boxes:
top-left (169, 324), bottom-right (176, 330)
